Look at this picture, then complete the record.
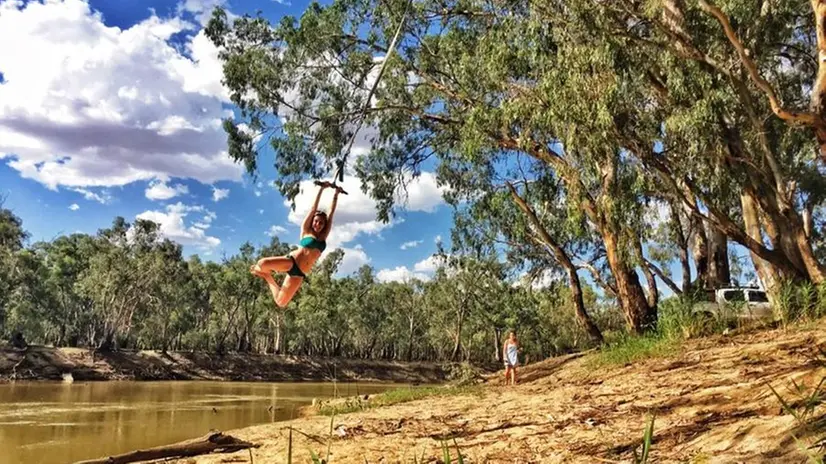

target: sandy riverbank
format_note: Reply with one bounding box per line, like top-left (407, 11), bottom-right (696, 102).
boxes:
top-left (161, 324), bottom-right (826, 463)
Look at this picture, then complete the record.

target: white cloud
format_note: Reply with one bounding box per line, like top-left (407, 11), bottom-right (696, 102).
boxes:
top-left (434, 235), bottom-right (442, 243)
top-left (266, 225), bottom-right (288, 237)
top-left (413, 255), bottom-right (444, 273)
top-left (512, 269), bottom-right (563, 290)
top-left (394, 172), bottom-right (447, 213)
top-left (376, 254), bottom-right (445, 283)
top-left (145, 178), bottom-right (189, 200)
top-left (255, 190), bottom-right (262, 197)
top-left (0, 0), bottom-right (242, 191)
top-left (68, 203), bottom-right (79, 211)
top-left (136, 202), bottom-right (220, 248)
top-left (177, 0), bottom-right (230, 26)
top-left (337, 247), bottom-right (370, 275)
top-left (70, 187), bottom-right (112, 204)
top-left (400, 240), bottom-right (422, 250)
top-left (258, 209), bottom-right (264, 214)
top-left (376, 266), bottom-right (430, 283)
top-left (272, 0), bottom-right (292, 5)
top-left (212, 186), bottom-right (229, 202)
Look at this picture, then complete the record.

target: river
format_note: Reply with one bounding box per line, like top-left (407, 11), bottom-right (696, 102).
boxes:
top-left (0, 380), bottom-right (402, 464)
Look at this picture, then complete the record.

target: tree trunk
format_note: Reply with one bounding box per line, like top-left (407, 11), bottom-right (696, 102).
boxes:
top-left (669, 203), bottom-right (692, 292)
top-left (741, 190), bottom-right (785, 301)
top-left (273, 313), bottom-right (283, 355)
top-left (493, 328), bottom-right (502, 362)
top-left (803, 202), bottom-right (815, 238)
top-left (451, 308), bottom-right (465, 361)
top-left (811, 0), bottom-right (826, 162)
top-left (634, 235), bottom-right (659, 309)
top-left (406, 316), bottom-right (415, 362)
top-left (707, 227), bottom-right (730, 288)
top-left (565, 263), bottom-right (606, 343)
top-left (603, 229), bottom-right (656, 334)
top-left (691, 217), bottom-right (710, 290)
top-left (505, 182), bottom-right (604, 343)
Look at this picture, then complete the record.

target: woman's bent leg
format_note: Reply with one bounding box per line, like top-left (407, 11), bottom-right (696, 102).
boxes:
top-left (274, 275), bottom-right (304, 308)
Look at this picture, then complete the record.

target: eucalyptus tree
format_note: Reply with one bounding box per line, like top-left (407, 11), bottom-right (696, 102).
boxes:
top-left (32, 234), bottom-right (96, 346)
top-left (205, 0), bottom-right (662, 333)
top-left (451, 159), bottom-right (605, 344)
top-left (0, 204), bottom-right (27, 338)
top-left (565, 1), bottom-right (826, 296)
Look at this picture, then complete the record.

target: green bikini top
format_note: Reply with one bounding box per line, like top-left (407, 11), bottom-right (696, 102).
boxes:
top-left (299, 235), bottom-right (326, 252)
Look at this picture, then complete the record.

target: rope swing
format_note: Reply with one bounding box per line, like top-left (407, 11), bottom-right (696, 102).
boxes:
top-left (314, 0), bottom-right (412, 195)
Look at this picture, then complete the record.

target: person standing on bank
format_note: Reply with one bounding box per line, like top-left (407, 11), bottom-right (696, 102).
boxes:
top-left (503, 330), bottom-right (521, 385)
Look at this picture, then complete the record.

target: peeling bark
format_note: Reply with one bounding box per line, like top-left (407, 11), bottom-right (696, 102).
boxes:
top-left (707, 227), bottom-right (730, 288)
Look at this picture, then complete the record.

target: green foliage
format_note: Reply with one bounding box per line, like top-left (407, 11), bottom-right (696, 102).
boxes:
top-left (775, 281), bottom-right (826, 326)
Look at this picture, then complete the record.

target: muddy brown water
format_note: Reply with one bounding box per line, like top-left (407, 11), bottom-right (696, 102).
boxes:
top-left (0, 380), bottom-right (403, 464)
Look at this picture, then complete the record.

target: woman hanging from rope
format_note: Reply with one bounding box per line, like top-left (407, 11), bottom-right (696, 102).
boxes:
top-left (250, 0), bottom-right (408, 309)
top-left (251, 180), bottom-right (345, 308)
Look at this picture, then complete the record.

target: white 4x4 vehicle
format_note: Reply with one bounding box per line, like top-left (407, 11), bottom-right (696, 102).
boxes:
top-left (693, 287), bottom-right (774, 322)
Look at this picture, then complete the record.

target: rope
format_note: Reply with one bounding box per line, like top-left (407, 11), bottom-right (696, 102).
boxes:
top-left (318, 0), bottom-right (411, 193)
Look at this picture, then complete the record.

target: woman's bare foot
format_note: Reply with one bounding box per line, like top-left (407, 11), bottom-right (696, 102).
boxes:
top-left (249, 263), bottom-right (270, 279)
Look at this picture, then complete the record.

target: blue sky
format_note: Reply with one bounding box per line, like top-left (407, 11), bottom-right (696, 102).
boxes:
top-left (0, 0), bottom-right (452, 278)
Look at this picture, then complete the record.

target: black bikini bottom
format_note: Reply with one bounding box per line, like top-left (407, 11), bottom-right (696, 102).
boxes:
top-left (287, 255), bottom-right (306, 278)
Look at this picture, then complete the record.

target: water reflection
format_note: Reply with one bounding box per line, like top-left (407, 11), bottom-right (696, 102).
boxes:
top-left (0, 380), bottom-right (398, 464)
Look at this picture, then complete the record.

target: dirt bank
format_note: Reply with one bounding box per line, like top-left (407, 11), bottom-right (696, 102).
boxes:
top-left (0, 346), bottom-right (450, 383)
top-left (162, 324), bottom-right (826, 463)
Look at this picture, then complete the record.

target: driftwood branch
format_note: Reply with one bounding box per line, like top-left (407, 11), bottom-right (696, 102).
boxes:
top-left (74, 432), bottom-right (259, 464)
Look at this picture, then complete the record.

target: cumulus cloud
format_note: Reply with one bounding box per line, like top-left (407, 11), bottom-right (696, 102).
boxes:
top-left (400, 240), bottom-right (422, 250)
top-left (145, 178), bottom-right (189, 200)
top-left (266, 225), bottom-right (288, 237)
top-left (394, 172), bottom-right (447, 213)
top-left (136, 202), bottom-right (220, 249)
top-left (413, 255), bottom-right (444, 273)
top-left (337, 246), bottom-right (370, 275)
top-left (212, 186), bottom-right (229, 202)
top-left (376, 266), bottom-right (430, 283)
top-left (376, 255), bottom-right (445, 283)
top-left (69, 203), bottom-right (79, 211)
top-left (0, 0), bottom-right (242, 191)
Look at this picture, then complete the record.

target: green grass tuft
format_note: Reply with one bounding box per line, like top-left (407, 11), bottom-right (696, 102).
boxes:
top-left (589, 334), bottom-right (678, 368)
top-left (317, 385), bottom-right (482, 416)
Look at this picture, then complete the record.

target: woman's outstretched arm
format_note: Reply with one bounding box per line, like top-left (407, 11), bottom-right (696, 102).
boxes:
top-left (321, 187), bottom-right (343, 239)
top-left (302, 182), bottom-right (330, 232)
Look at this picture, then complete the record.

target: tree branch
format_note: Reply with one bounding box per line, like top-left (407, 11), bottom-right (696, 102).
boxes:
top-left (699, 0), bottom-right (823, 127)
top-left (645, 259), bottom-right (682, 295)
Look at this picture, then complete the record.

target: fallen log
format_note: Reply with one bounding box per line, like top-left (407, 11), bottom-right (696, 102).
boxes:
top-left (74, 431), bottom-right (259, 464)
